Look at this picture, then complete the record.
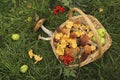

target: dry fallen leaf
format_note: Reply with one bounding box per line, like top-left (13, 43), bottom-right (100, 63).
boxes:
top-left (27, 3), bottom-right (32, 8)
top-left (35, 13), bottom-right (40, 21)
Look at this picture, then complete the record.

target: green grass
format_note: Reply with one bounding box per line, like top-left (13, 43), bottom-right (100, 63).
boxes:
top-left (0, 0), bottom-right (120, 80)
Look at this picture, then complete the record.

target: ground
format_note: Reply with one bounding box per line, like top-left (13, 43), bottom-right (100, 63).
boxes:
top-left (0, 0), bottom-right (120, 80)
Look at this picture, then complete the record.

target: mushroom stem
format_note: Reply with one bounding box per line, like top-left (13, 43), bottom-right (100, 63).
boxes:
top-left (88, 40), bottom-right (97, 47)
top-left (41, 25), bottom-right (53, 37)
top-left (38, 35), bottom-right (51, 41)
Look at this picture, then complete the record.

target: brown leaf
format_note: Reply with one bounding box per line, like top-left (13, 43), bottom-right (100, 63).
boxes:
top-left (27, 3), bottom-right (32, 8)
top-left (35, 13), bottom-right (39, 21)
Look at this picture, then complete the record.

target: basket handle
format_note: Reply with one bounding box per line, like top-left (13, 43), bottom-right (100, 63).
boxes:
top-left (68, 8), bottom-right (102, 57)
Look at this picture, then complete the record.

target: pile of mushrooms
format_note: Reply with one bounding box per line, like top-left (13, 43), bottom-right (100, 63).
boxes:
top-left (34, 19), bottom-right (98, 66)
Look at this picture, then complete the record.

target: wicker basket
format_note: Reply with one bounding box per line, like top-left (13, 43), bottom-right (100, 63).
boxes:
top-left (37, 8), bottom-right (112, 67)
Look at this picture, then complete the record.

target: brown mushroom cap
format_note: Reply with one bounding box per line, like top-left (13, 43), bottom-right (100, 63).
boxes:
top-left (34, 18), bottom-right (46, 32)
top-left (84, 45), bottom-right (91, 54)
top-left (70, 32), bottom-right (76, 39)
top-left (80, 53), bottom-right (88, 62)
top-left (78, 35), bottom-right (89, 46)
top-left (56, 27), bottom-right (63, 33)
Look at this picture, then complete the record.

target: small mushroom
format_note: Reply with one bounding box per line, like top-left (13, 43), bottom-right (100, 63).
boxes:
top-left (28, 49), bottom-right (35, 58)
top-left (28, 49), bottom-right (43, 64)
top-left (34, 55), bottom-right (43, 64)
top-left (78, 35), bottom-right (89, 46)
top-left (78, 35), bottom-right (97, 47)
top-left (70, 32), bottom-right (76, 39)
top-left (34, 18), bottom-right (46, 32)
top-left (84, 45), bottom-right (91, 54)
top-left (34, 18), bottom-right (53, 37)
top-left (80, 53), bottom-right (88, 62)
